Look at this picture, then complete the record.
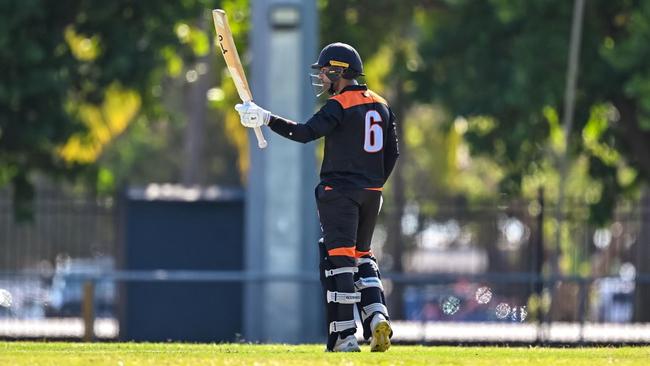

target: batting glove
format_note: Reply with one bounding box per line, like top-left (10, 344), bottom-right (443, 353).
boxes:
top-left (235, 101), bottom-right (271, 128)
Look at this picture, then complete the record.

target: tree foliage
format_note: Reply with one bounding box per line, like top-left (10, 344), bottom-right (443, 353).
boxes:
top-left (0, 0), bottom-right (239, 218)
top-left (3, 0), bottom-right (650, 225)
top-left (412, 0), bottom-right (650, 222)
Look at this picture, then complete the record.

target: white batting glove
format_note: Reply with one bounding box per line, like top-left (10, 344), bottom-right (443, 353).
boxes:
top-left (235, 101), bottom-right (271, 128)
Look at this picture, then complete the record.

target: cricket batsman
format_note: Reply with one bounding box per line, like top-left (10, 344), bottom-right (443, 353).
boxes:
top-left (235, 42), bottom-right (399, 352)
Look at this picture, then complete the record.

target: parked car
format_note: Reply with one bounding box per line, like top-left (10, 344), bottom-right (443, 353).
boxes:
top-left (0, 279), bottom-right (48, 319)
top-left (46, 257), bottom-right (116, 318)
top-left (594, 277), bottom-right (634, 323)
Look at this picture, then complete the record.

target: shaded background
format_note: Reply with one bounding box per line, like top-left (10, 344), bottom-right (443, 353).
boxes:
top-left (1, 0), bottom-right (650, 344)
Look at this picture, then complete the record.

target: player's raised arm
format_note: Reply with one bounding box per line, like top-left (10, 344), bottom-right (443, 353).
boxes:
top-left (234, 99), bottom-right (341, 144)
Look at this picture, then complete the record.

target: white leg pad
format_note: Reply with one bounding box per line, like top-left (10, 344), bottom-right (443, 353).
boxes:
top-left (362, 303), bottom-right (389, 322)
top-left (327, 290), bottom-right (361, 304)
top-left (329, 319), bottom-right (356, 334)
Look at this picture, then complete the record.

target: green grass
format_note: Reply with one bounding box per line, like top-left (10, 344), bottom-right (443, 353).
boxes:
top-left (1, 342), bottom-right (649, 366)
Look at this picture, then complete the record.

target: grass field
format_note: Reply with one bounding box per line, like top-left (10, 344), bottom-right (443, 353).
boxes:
top-left (1, 342), bottom-right (649, 366)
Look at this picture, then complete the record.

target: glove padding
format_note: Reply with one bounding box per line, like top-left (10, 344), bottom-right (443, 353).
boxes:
top-left (235, 101), bottom-right (271, 128)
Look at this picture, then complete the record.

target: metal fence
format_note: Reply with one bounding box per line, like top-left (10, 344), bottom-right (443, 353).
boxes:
top-left (373, 190), bottom-right (650, 344)
top-left (1, 188), bottom-right (649, 344)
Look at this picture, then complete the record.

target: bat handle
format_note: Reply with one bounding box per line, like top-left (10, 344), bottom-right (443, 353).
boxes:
top-left (253, 126), bottom-right (268, 149)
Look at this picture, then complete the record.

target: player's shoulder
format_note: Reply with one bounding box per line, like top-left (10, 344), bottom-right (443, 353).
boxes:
top-left (329, 89), bottom-right (389, 109)
top-left (365, 90), bottom-right (389, 107)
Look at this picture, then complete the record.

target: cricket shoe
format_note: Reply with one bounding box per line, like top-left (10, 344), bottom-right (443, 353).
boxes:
top-left (369, 314), bottom-right (391, 352)
top-left (330, 334), bottom-right (361, 352)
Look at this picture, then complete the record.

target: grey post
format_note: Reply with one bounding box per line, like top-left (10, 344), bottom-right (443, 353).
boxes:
top-left (245, 0), bottom-right (320, 343)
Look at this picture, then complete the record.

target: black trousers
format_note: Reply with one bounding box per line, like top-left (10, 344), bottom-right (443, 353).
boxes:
top-left (315, 184), bottom-right (382, 267)
top-left (316, 183), bottom-right (389, 343)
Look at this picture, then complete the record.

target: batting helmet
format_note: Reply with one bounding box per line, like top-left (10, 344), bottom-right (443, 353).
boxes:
top-left (311, 42), bottom-right (364, 79)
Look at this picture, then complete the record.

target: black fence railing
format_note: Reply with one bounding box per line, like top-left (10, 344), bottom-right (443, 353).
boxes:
top-left (0, 189), bottom-right (649, 343)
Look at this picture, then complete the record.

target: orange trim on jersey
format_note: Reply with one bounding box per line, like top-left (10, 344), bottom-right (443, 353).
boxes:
top-left (330, 90), bottom-right (388, 109)
top-left (328, 247), bottom-right (356, 257)
top-left (364, 187), bottom-right (383, 191)
top-left (324, 186), bottom-right (333, 191)
top-left (367, 90), bottom-right (389, 106)
top-left (355, 250), bottom-right (372, 258)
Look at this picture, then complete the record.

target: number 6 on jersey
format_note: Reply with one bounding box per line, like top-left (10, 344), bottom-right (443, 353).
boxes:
top-left (364, 110), bottom-right (383, 153)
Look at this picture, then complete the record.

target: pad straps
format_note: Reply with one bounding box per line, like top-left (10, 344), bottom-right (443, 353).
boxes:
top-left (327, 290), bottom-right (361, 304)
top-left (354, 276), bottom-right (384, 291)
top-left (324, 266), bottom-right (358, 278)
top-left (329, 319), bottom-right (356, 334)
top-left (357, 257), bottom-right (379, 271)
top-left (362, 303), bottom-right (389, 322)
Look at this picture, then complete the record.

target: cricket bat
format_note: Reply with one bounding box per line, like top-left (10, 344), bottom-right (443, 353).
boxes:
top-left (212, 9), bottom-right (268, 149)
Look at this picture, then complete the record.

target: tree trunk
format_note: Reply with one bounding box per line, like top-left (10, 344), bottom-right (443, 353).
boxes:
top-left (614, 98), bottom-right (650, 180)
top-left (385, 70), bottom-right (407, 320)
top-left (614, 99), bottom-right (650, 321)
top-left (635, 187), bottom-right (650, 321)
top-left (182, 17), bottom-right (212, 185)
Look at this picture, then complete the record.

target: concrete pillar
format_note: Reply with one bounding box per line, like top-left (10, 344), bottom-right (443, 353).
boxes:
top-left (245, 0), bottom-right (320, 343)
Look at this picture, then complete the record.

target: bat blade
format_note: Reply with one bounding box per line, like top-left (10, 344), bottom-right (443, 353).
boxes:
top-left (212, 9), bottom-right (267, 149)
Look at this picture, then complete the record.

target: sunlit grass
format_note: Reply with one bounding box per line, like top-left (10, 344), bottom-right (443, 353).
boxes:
top-left (1, 342), bottom-right (649, 366)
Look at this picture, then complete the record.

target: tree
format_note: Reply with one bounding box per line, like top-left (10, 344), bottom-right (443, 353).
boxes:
top-left (413, 0), bottom-right (650, 222)
top-left (412, 0), bottom-right (650, 320)
top-left (0, 0), bottom-right (225, 218)
top-left (96, 1), bottom-right (250, 190)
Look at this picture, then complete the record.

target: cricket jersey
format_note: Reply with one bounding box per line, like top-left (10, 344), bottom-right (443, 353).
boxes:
top-left (268, 84), bottom-right (399, 189)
